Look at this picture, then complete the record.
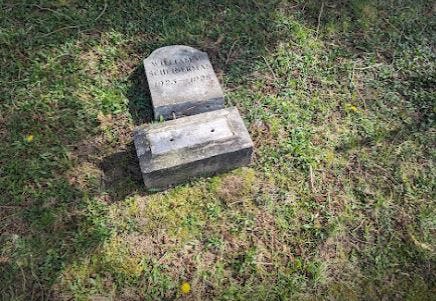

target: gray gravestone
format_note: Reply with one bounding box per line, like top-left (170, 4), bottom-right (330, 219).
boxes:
top-left (133, 107), bottom-right (253, 190)
top-left (144, 45), bottom-right (224, 120)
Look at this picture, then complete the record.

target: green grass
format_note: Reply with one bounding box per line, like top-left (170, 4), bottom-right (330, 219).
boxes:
top-left (1, 0), bottom-right (435, 300)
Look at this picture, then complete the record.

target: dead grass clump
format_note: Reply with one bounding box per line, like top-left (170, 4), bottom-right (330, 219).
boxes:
top-left (216, 169), bottom-right (258, 205)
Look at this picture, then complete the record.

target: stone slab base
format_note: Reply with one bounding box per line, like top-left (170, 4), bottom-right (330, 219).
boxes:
top-left (133, 107), bottom-right (253, 190)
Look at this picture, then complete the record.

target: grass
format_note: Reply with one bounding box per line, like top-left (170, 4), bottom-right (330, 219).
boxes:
top-left (0, 0), bottom-right (435, 300)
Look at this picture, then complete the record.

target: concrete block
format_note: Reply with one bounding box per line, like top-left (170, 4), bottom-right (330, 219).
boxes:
top-left (133, 107), bottom-right (253, 189)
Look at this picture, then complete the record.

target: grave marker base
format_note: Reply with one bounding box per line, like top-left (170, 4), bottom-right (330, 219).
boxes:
top-left (133, 107), bottom-right (253, 190)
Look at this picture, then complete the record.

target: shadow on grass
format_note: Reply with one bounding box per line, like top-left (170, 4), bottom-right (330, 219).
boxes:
top-left (8, 0), bottom-right (433, 299)
top-left (1, 1), bottom-right (285, 299)
top-left (97, 63), bottom-right (153, 202)
top-left (100, 142), bottom-right (144, 202)
top-left (125, 64), bottom-right (154, 125)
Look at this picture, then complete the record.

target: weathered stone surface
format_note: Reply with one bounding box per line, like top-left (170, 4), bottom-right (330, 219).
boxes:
top-left (144, 45), bottom-right (224, 120)
top-left (133, 107), bottom-right (253, 189)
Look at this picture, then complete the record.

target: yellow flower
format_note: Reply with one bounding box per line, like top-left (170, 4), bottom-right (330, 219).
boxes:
top-left (180, 282), bottom-right (191, 294)
top-left (325, 150), bottom-right (335, 165)
top-left (25, 134), bottom-right (34, 142)
top-left (345, 103), bottom-right (358, 113)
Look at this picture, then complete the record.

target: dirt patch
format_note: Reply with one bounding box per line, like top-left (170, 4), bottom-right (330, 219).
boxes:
top-left (216, 170), bottom-right (258, 205)
top-left (249, 120), bottom-right (276, 151)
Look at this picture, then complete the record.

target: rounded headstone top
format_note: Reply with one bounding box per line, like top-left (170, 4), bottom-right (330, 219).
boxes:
top-left (145, 45), bottom-right (205, 62)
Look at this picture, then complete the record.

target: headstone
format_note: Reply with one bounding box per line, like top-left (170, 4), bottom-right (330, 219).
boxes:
top-left (133, 107), bottom-right (253, 190)
top-left (144, 45), bottom-right (225, 120)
